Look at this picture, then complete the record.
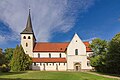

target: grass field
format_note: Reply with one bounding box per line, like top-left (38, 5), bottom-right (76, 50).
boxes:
top-left (0, 71), bottom-right (118, 80)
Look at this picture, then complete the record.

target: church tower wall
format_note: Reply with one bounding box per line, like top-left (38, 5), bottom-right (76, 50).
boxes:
top-left (20, 9), bottom-right (36, 57)
top-left (21, 34), bottom-right (34, 57)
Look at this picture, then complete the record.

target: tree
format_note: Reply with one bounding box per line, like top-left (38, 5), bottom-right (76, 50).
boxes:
top-left (10, 45), bottom-right (21, 71)
top-left (0, 53), bottom-right (5, 66)
top-left (0, 48), bottom-right (2, 54)
top-left (4, 48), bottom-right (14, 64)
top-left (10, 45), bottom-right (32, 71)
top-left (90, 38), bottom-right (108, 72)
top-left (90, 38), bottom-right (108, 56)
top-left (0, 48), bottom-right (5, 66)
top-left (106, 33), bottom-right (120, 74)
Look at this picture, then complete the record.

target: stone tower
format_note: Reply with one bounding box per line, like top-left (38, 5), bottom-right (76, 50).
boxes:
top-left (20, 9), bottom-right (36, 57)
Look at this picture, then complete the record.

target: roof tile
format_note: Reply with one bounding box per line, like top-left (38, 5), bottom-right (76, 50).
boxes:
top-left (32, 58), bottom-right (67, 63)
top-left (33, 42), bottom-right (92, 52)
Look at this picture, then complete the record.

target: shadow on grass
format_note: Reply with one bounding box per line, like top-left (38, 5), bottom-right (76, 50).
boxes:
top-left (0, 72), bottom-right (27, 76)
top-left (91, 71), bottom-right (120, 77)
top-left (0, 78), bottom-right (55, 80)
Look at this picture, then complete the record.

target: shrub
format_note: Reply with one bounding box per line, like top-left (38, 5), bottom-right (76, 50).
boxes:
top-left (0, 64), bottom-right (10, 72)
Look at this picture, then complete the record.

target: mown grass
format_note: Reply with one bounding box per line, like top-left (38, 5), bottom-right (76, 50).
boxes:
top-left (0, 71), bottom-right (118, 80)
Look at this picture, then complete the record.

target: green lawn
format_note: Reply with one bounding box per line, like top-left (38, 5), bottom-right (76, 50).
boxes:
top-left (0, 71), bottom-right (118, 80)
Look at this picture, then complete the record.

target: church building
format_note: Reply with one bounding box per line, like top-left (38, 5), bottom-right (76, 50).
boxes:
top-left (20, 10), bottom-right (93, 71)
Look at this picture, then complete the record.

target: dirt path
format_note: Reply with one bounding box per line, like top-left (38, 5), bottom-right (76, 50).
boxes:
top-left (86, 72), bottom-right (120, 80)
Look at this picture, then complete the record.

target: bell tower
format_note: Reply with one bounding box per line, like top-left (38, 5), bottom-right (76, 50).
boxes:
top-left (20, 9), bottom-right (36, 57)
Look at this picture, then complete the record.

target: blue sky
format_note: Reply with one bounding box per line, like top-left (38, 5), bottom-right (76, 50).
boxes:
top-left (0, 0), bottom-right (120, 50)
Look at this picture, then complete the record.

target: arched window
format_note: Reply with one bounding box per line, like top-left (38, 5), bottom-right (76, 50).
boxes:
top-left (75, 49), bottom-right (78, 55)
top-left (59, 53), bottom-right (61, 58)
top-left (23, 36), bottom-right (26, 39)
top-left (28, 36), bottom-right (31, 39)
top-left (38, 53), bottom-right (40, 58)
top-left (49, 53), bottom-right (51, 58)
top-left (26, 43), bottom-right (28, 47)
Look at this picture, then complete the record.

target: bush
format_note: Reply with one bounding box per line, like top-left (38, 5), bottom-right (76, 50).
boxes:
top-left (0, 64), bottom-right (10, 72)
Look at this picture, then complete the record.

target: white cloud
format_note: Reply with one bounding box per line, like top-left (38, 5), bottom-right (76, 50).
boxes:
top-left (0, 0), bottom-right (95, 42)
top-left (83, 37), bottom-right (97, 43)
top-left (0, 35), bottom-right (6, 43)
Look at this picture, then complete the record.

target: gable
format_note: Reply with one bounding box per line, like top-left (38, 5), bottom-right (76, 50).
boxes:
top-left (67, 33), bottom-right (86, 55)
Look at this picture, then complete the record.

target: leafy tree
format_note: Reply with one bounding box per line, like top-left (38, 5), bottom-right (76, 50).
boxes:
top-left (90, 38), bottom-right (108, 72)
top-left (0, 53), bottom-right (5, 66)
top-left (106, 33), bottom-right (120, 74)
top-left (0, 48), bottom-right (2, 54)
top-left (0, 48), bottom-right (5, 66)
top-left (90, 38), bottom-right (108, 56)
top-left (4, 48), bottom-right (14, 63)
top-left (10, 45), bottom-right (32, 71)
top-left (10, 45), bottom-right (21, 71)
top-left (24, 54), bottom-right (32, 70)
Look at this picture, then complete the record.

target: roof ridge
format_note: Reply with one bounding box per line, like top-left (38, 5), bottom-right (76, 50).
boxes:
top-left (35, 42), bottom-right (70, 43)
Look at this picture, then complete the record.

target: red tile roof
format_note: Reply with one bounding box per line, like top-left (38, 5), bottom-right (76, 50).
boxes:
top-left (33, 42), bottom-right (92, 52)
top-left (33, 42), bottom-right (69, 52)
top-left (32, 58), bottom-right (67, 63)
top-left (84, 42), bottom-right (92, 52)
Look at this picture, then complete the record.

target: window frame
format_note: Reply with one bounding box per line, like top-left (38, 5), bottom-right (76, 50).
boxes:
top-left (59, 53), bottom-right (62, 58)
top-left (28, 36), bottom-right (31, 39)
top-left (38, 53), bottom-right (40, 58)
top-left (26, 43), bottom-right (28, 47)
top-left (75, 49), bottom-right (78, 55)
top-left (49, 53), bottom-right (51, 58)
top-left (23, 36), bottom-right (26, 39)
top-left (34, 62), bottom-right (36, 66)
top-left (87, 61), bottom-right (90, 66)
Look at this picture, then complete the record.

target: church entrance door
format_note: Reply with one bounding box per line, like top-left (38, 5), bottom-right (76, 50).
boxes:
top-left (74, 63), bottom-right (81, 71)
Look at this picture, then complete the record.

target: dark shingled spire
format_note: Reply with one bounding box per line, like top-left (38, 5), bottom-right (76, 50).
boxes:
top-left (21, 9), bottom-right (34, 34)
top-left (21, 9), bottom-right (36, 41)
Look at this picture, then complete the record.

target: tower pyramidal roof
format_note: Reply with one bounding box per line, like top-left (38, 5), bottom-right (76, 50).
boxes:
top-left (21, 9), bottom-right (34, 34)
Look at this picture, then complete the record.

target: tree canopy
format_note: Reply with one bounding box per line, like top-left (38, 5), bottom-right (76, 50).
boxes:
top-left (10, 45), bottom-right (32, 71)
top-left (90, 33), bottom-right (120, 74)
top-left (106, 33), bottom-right (120, 74)
top-left (90, 38), bottom-right (108, 72)
top-left (4, 48), bottom-right (14, 64)
top-left (0, 53), bottom-right (5, 66)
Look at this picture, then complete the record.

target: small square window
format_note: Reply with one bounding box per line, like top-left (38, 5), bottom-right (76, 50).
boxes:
top-left (64, 63), bottom-right (65, 65)
top-left (49, 53), bottom-right (51, 58)
top-left (87, 61), bottom-right (90, 66)
top-left (34, 62), bottom-right (36, 66)
top-left (40, 63), bottom-right (41, 65)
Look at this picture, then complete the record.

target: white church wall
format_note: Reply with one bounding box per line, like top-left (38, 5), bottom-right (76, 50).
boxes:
top-left (87, 52), bottom-right (93, 57)
top-left (67, 34), bottom-right (91, 70)
top-left (67, 34), bottom-right (86, 56)
top-left (67, 56), bottom-right (91, 70)
top-left (33, 52), bottom-right (66, 58)
top-left (32, 63), bottom-right (67, 71)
